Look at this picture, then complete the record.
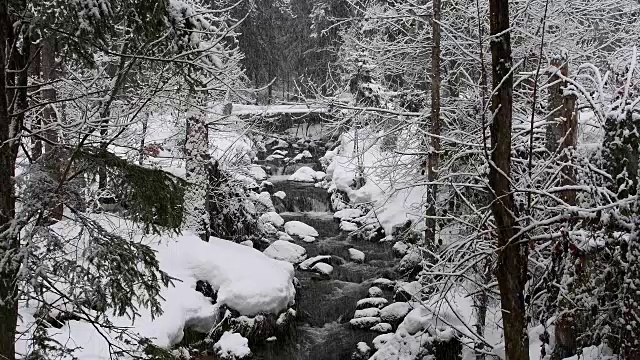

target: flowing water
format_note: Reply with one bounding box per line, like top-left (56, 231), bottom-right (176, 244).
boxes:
top-left (252, 181), bottom-right (399, 360)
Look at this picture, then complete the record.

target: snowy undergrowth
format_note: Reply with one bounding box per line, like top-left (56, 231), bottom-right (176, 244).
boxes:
top-left (17, 214), bottom-right (295, 358)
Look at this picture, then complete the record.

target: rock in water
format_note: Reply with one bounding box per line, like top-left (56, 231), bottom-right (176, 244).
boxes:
top-left (299, 255), bottom-right (332, 270)
top-left (311, 262), bottom-right (333, 276)
top-left (370, 323), bottom-right (393, 333)
top-left (380, 302), bottom-right (412, 324)
top-left (356, 297), bottom-right (389, 309)
top-left (352, 341), bottom-right (372, 360)
top-left (340, 221), bottom-right (359, 232)
top-left (373, 278), bottom-right (396, 289)
top-left (273, 191), bottom-right (286, 199)
top-left (259, 211), bottom-right (284, 227)
top-left (368, 286), bottom-right (383, 297)
top-left (284, 220), bottom-right (319, 238)
top-left (263, 240), bottom-right (307, 264)
top-left (348, 248), bottom-right (365, 263)
top-left (350, 316), bottom-right (381, 329)
top-left (392, 241), bottom-right (409, 257)
top-left (354, 308), bottom-right (381, 318)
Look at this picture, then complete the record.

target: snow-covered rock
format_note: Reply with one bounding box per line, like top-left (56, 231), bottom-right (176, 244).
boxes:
top-left (334, 208), bottom-right (363, 220)
top-left (340, 221), bottom-right (359, 232)
top-left (392, 241), bottom-right (409, 257)
top-left (353, 342), bottom-right (372, 360)
top-left (278, 231), bottom-right (294, 241)
top-left (368, 286), bottom-right (383, 297)
top-left (354, 308), bottom-right (381, 318)
top-left (214, 332), bottom-right (251, 359)
top-left (255, 191), bottom-right (275, 212)
top-left (348, 248), bottom-right (365, 263)
top-left (356, 297), bottom-right (389, 309)
top-left (288, 166), bottom-right (326, 182)
top-left (397, 249), bottom-right (422, 274)
top-left (259, 212), bottom-right (284, 227)
top-left (260, 222), bottom-right (278, 235)
top-left (299, 255), bottom-right (332, 270)
top-left (263, 240), bottom-right (307, 264)
top-left (273, 191), bottom-right (286, 199)
top-left (240, 240), bottom-right (253, 248)
top-left (301, 235), bottom-right (316, 243)
top-left (373, 278), bottom-right (396, 289)
top-left (292, 150), bottom-right (313, 162)
top-left (380, 302), bottom-right (411, 324)
top-left (311, 262), bottom-right (333, 276)
top-left (372, 333), bottom-right (394, 350)
top-left (350, 316), bottom-right (381, 329)
top-left (370, 323), bottom-right (393, 333)
top-left (284, 221), bottom-right (319, 238)
top-left (248, 164), bottom-right (267, 181)
top-left (395, 281), bottom-right (422, 302)
top-left (369, 328), bottom-right (425, 360)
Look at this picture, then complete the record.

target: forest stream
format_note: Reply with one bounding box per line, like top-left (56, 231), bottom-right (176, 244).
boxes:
top-left (250, 180), bottom-right (399, 360)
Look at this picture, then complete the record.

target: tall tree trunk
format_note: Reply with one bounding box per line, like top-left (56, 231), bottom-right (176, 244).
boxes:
top-left (426, 0), bottom-right (441, 243)
top-left (488, 0), bottom-right (530, 359)
top-left (30, 45), bottom-right (42, 160)
top-left (546, 56), bottom-right (578, 205)
top-left (184, 111), bottom-right (210, 241)
top-left (0, 2), bottom-right (28, 358)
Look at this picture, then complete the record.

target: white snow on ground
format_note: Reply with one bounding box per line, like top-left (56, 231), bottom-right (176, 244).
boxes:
top-left (263, 240), bottom-right (307, 264)
top-left (288, 166), bottom-right (325, 182)
top-left (259, 211), bottom-right (285, 227)
top-left (284, 220), bottom-right (319, 238)
top-left (333, 208), bottom-right (363, 220)
top-left (16, 215), bottom-right (296, 357)
top-left (214, 332), bottom-right (251, 359)
top-left (274, 191), bottom-right (286, 199)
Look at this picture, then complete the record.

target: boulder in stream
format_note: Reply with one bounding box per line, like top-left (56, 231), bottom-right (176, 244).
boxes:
top-left (380, 302), bottom-right (412, 324)
top-left (333, 208), bottom-right (363, 221)
top-left (311, 262), bottom-right (333, 276)
top-left (368, 286), bottom-right (383, 297)
top-left (263, 240), bottom-right (307, 264)
top-left (356, 297), bottom-right (388, 309)
top-left (370, 322), bottom-right (393, 333)
top-left (299, 255), bottom-right (332, 270)
top-left (352, 342), bottom-right (372, 360)
top-left (273, 191), bottom-right (286, 199)
top-left (373, 278), bottom-right (396, 289)
top-left (213, 331), bottom-right (251, 360)
top-left (259, 211), bottom-right (284, 227)
top-left (340, 221), bottom-right (359, 232)
top-left (354, 307), bottom-right (380, 318)
top-left (348, 248), bottom-right (365, 263)
top-left (392, 241), bottom-right (409, 257)
top-left (349, 316), bottom-right (381, 329)
top-left (284, 220), bottom-right (319, 238)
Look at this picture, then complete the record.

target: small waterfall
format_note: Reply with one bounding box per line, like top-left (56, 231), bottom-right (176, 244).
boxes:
top-left (272, 181), bottom-right (331, 213)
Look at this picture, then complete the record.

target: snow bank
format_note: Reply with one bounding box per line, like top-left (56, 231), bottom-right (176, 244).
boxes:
top-left (263, 240), bottom-right (307, 264)
top-left (284, 220), bottom-right (319, 238)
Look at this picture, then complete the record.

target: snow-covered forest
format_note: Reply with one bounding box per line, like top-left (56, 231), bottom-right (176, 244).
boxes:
top-left (1, 0), bottom-right (639, 359)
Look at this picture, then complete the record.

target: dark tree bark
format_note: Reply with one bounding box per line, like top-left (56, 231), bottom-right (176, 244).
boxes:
top-left (0, 1), bottom-right (29, 358)
top-left (488, 0), bottom-right (530, 359)
top-left (546, 56), bottom-right (577, 205)
top-left (426, 0), bottom-right (441, 244)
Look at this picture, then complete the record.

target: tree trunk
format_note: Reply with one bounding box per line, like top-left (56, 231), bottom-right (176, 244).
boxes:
top-left (488, 0), bottom-right (530, 359)
top-left (184, 111), bottom-right (210, 241)
top-left (426, 0), bottom-right (441, 244)
top-left (0, 2), bottom-right (28, 358)
top-left (546, 56), bottom-right (578, 205)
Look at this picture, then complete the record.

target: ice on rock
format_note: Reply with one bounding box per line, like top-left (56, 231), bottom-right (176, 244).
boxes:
top-left (354, 308), bottom-right (381, 318)
top-left (334, 208), bottom-right (363, 220)
top-left (380, 302), bottom-right (411, 323)
top-left (370, 323), bottom-right (393, 333)
top-left (274, 191), bottom-right (286, 199)
top-left (263, 240), bottom-right (307, 264)
top-left (214, 331), bottom-right (251, 359)
top-left (340, 221), bottom-right (359, 232)
top-left (350, 316), bottom-right (381, 329)
top-left (357, 297), bottom-right (389, 309)
top-left (348, 248), bottom-right (365, 263)
top-left (311, 262), bottom-right (333, 276)
top-left (284, 220), bottom-right (319, 238)
top-left (299, 255), bottom-right (332, 270)
top-left (259, 211), bottom-right (284, 227)
top-left (368, 286), bottom-right (383, 297)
